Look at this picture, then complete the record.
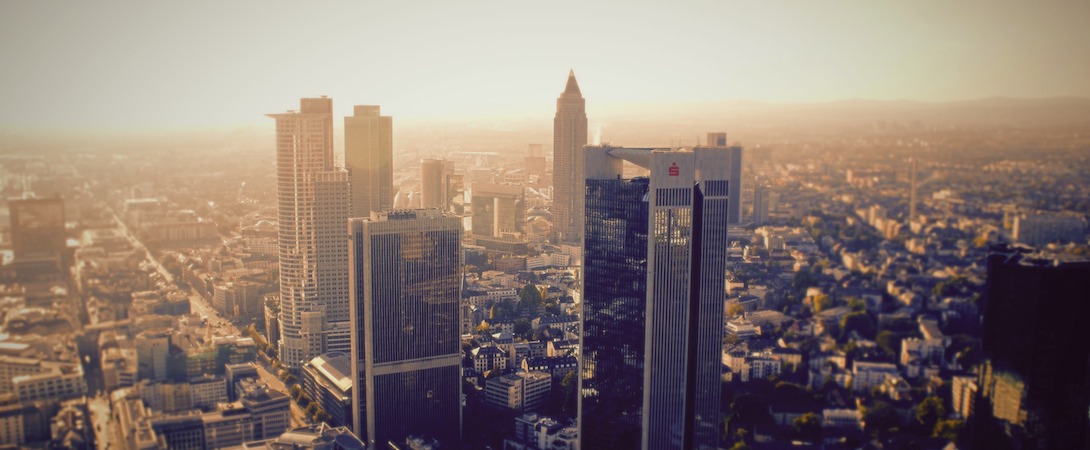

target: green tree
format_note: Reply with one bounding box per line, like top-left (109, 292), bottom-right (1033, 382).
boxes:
top-left (557, 370), bottom-right (577, 415)
top-left (933, 418), bottom-right (965, 441)
top-left (863, 401), bottom-right (899, 436)
top-left (727, 303), bottom-right (746, 317)
top-left (915, 396), bottom-right (946, 432)
top-left (840, 311), bottom-right (876, 340)
top-left (812, 294), bottom-right (832, 313)
top-left (513, 319), bottom-right (533, 340)
top-left (791, 412), bottom-right (822, 442)
top-left (289, 385), bottom-right (302, 400)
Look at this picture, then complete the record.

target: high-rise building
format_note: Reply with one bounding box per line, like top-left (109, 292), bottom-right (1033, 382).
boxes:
top-left (705, 132), bottom-right (743, 224)
top-left (580, 146), bottom-right (729, 450)
top-left (349, 210), bottom-right (462, 448)
top-left (471, 183), bottom-right (525, 238)
top-left (552, 70), bottom-right (588, 244)
top-left (345, 105), bottom-right (393, 218)
top-left (420, 159), bottom-right (457, 211)
top-left (753, 183), bottom-right (770, 226)
top-left (971, 247), bottom-right (1090, 449)
top-left (909, 158), bottom-right (919, 223)
top-left (268, 97), bottom-right (352, 369)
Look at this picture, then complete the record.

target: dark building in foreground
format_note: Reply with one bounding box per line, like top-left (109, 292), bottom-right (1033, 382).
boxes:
top-left (349, 210), bottom-right (462, 449)
top-left (973, 247), bottom-right (1090, 449)
top-left (579, 146), bottom-right (731, 450)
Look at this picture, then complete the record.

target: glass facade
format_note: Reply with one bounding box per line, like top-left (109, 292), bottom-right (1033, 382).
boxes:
top-left (580, 147), bottom-right (729, 450)
top-left (581, 177), bottom-right (649, 449)
top-left (350, 211), bottom-right (462, 449)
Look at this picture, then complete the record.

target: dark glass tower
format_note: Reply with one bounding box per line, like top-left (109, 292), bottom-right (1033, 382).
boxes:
top-left (579, 146), bottom-right (730, 450)
top-left (349, 210), bottom-right (462, 449)
top-left (973, 247), bottom-right (1090, 450)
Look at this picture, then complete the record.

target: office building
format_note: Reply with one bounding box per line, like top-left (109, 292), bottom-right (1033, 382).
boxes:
top-left (349, 210), bottom-right (462, 448)
top-left (471, 183), bottom-right (525, 238)
top-left (136, 329), bottom-right (171, 382)
top-left (909, 158), bottom-right (919, 223)
top-left (580, 146), bottom-right (729, 449)
top-left (552, 70), bottom-right (588, 244)
top-left (302, 352), bottom-right (353, 428)
top-left (971, 247), bottom-right (1090, 449)
top-left (268, 97), bottom-right (352, 369)
top-left (484, 371), bottom-right (551, 413)
top-left (705, 133), bottom-right (743, 225)
top-left (345, 105), bottom-right (393, 217)
top-left (420, 159), bottom-right (453, 210)
top-left (753, 183), bottom-right (770, 226)
top-left (1011, 213), bottom-right (1086, 247)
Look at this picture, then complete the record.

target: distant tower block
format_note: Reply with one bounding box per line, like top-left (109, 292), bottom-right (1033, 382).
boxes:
top-left (909, 158), bottom-right (919, 223)
top-left (345, 105), bottom-right (393, 217)
top-left (552, 70), bottom-right (588, 244)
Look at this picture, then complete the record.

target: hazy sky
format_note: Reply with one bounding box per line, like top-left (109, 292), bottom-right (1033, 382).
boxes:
top-left (1, 1), bottom-right (1088, 130)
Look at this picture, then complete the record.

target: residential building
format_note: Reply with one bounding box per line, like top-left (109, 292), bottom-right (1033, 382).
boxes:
top-left (349, 210), bottom-right (462, 448)
top-left (580, 146), bottom-right (731, 449)
top-left (850, 361), bottom-right (899, 393)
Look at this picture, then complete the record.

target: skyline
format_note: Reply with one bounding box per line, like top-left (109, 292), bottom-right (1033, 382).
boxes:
top-left (2, 1), bottom-right (1089, 130)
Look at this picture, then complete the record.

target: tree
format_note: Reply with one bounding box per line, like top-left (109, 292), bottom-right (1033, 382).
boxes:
top-left (791, 412), bottom-right (822, 442)
top-left (727, 303), bottom-right (746, 317)
top-left (812, 294), bottom-right (833, 313)
top-left (513, 319), bottom-right (533, 340)
top-left (840, 311), bottom-right (876, 340)
top-left (289, 385), bottom-right (302, 400)
top-left (863, 401), bottom-right (899, 436)
top-left (557, 370), bottom-right (577, 415)
top-left (915, 396), bottom-right (946, 432)
top-left (933, 418), bottom-right (965, 441)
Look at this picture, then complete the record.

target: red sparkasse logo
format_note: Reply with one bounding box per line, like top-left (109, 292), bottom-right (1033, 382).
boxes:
top-left (668, 162), bottom-right (679, 176)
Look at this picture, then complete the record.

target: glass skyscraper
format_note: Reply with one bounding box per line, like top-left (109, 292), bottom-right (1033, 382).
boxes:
top-left (580, 146), bottom-right (731, 450)
top-left (349, 210), bottom-right (462, 449)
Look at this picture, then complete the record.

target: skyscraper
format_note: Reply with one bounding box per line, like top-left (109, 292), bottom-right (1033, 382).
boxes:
top-left (705, 132), bottom-right (743, 224)
top-left (580, 146), bottom-right (729, 450)
top-left (420, 159), bottom-right (454, 210)
top-left (552, 70), bottom-right (588, 244)
top-left (349, 210), bottom-right (462, 448)
top-left (345, 105), bottom-right (393, 218)
top-left (268, 97), bottom-right (352, 369)
top-left (909, 157), bottom-right (919, 223)
top-left (972, 247), bottom-right (1090, 449)
top-left (753, 182), bottom-right (770, 226)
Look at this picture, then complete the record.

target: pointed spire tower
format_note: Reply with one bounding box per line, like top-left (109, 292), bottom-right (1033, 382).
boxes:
top-left (553, 69), bottom-right (588, 244)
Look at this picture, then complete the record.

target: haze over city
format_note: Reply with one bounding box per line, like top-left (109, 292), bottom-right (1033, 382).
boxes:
top-left (0, 1), bottom-right (1089, 450)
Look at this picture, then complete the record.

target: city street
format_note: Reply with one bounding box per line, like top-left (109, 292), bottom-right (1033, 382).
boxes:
top-left (111, 210), bottom-right (310, 428)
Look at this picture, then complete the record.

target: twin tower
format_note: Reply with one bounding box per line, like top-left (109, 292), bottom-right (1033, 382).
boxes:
top-left (269, 71), bottom-right (743, 450)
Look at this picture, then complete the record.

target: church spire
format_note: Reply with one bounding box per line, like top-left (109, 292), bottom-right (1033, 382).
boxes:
top-left (563, 69), bottom-right (581, 97)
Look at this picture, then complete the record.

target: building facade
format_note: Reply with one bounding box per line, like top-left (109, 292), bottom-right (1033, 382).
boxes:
top-left (552, 70), bottom-right (588, 244)
top-left (345, 105), bottom-right (393, 217)
top-left (268, 97), bottom-right (352, 369)
top-left (349, 210), bottom-right (462, 448)
top-left (579, 146), bottom-right (730, 450)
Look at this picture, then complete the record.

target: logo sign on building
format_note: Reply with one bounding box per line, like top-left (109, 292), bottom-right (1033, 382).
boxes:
top-left (668, 162), bottom-right (679, 177)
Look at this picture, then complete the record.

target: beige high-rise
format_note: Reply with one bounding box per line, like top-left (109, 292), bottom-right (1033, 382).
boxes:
top-left (552, 70), bottom-right (587, 244)
top-left (268, 97), bottom-right (351, 369)
top-left (345, 105), bottom-right (393, 218)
